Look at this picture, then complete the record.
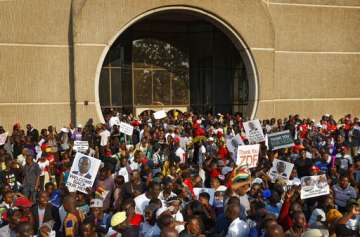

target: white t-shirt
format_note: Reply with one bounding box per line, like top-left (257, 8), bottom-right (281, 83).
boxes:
top-left (175, 147), bottom-right (186, 164)
top-left (38, 160), bottom-right (49, 176)
top-left (118, 167), bottom-right (129, 183)
top-left (134, 193), bottom-right (150, 215)
top-left (99, 130), bottom-right (111, 146)
top-left (226, 218), bottom-right (250, 237)
top-left (139, 222), bottom-right (160, 237)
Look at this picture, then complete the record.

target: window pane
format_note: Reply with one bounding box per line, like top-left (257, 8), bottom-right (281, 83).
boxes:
top-left (111, 68), bottom-right (122, 106)
top-left (172, 71), bottom-right (189, 105)
top-left (99, 68), bottom-right (110, 106)
top-left (134, 69), bottom-right (152, 105)
top-left (153, 70), bottom-right (171, 105)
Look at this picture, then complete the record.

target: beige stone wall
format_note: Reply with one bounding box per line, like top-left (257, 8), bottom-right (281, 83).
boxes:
top-left (0, 0), bottom-right (359, 130)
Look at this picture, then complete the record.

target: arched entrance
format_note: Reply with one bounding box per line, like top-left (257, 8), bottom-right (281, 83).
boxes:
top-left (96, 7), bottom-right (259, 120)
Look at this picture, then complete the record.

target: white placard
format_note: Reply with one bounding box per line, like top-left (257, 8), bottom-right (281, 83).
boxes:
top-left (236, 144), bottom-right (260, 168)
top-left (193, 188), bottom-right (215, 205)
top-left (0, 132), bottom-right (8, 145)
top-left (154, 110), bottom-right (167, 120)
top-left (73, 141), bottom-right (89, 153)
top-left (243, 119), bottom-right (265, 144)
top-left (268, 159), bottom-right (294, 181)
top-left (66, 153), bottom-right (101, 194)
top-left (119, 122), bottom-right (134, 136)
top-left (226, 134), bottom-right (244, 155)
top-left (109, 116), bottom-right (121, 127)
top-left (301, 174), bottom-right (329, 199)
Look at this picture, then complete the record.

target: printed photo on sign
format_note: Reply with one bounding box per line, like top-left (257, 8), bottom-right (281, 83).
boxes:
top-left (267, 130), bottom-right (294, 151)
top-left (193, 188), bottom-right (215, 205)
top-left (268, 159), bottom-right (294, 181)
top-left (301, 174), bottom-right (329, 199)
top-left (236, 144), bottom-right (260, 168)
top-left (226, 134), bottom-right (244, 162)
top-left (66, 153), bottom-right (101, 194)
top-left (154, 110), bottom-right (167, 120)
top-left (119, 122), bottom-right (134, 136)
top-left (243, 119), bottom-right (265, 144)
top-left (0, 132), bottom-right (8, 145)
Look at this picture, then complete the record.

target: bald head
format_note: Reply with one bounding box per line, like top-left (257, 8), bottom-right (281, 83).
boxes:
top-left (265, 224), bottom-right (284, 237)
top-left (160, 227), bottom-right (179, 237)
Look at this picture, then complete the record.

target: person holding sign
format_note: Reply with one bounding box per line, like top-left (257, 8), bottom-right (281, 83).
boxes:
top-left (72, 156), bottom-right (92, 179)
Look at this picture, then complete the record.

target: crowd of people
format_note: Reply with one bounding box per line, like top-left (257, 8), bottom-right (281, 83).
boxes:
top-left (0, 111), bottom-right (360, 237)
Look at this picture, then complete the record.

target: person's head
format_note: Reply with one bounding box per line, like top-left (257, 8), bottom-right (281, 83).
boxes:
top-left (339, 175), bottom-right (349, 189)
top-left (187, 216), bottom-right (204, 235)
top-left (38, 191), bottom-right (49, 208)
top-left (148, 182), bottom-right (161, 199)
top-left (25, 154), bottom-right (33, 165)
top-left (15, 222), bottom-right (34, 237)
top-left (90, 199), bottom-right (104, 218)
top-left (199, 192), bottom-right (210, 206)
top-left (130, 170), bottom-right (141, 184)
top-left (121, 198), bottom-right (135, 217)
top-left (162, 177), bottom-right (173, 193)
top-left (157, 213), bottom-right (175, 230)
top-left (78, 156), bottom-right (91, 174)
top-left (265, 224), bottom-right (285, 237)
top-left (292, 211), bottom-right (306, 229)
top-left (289, 202), bottom-right (303, 217)
top-left (63, 195), bottom-right (76, 213)
top-left (80, 217), bottom-right (97, 237)
top-left (44, 182), bottom-right (55, 196)
top-left (3, 190), bottom-right (14, 205)
top-left (160, 226), bottom-right (179, 237)
top-left (225, 203), bottom-right (241, 221)
top-left (144, 204), bottom-right (157, 225)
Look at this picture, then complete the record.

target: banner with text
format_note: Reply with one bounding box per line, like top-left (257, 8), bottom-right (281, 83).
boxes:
top-left (236, 144), bottom-right (260, 168)
top-left (119, 122), bottom-right (134, 136)
top-left (243, 119), bottom-right (265, 144)
top-left (268, 130), bottom-right (294, 151)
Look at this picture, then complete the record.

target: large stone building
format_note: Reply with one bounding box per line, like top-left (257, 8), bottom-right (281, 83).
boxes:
top-left (1, 0), bottom-right (359, 130)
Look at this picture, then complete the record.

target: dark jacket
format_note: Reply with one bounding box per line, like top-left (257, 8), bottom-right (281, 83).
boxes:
top-left (31, 203), bottom-right (61, 233)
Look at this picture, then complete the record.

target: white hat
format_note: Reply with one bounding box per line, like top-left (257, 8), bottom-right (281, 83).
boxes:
top-left (208, 137), bottom-right (214, 142)
top-left (156, 207), bottom-right (167, 218)
top-left (90, 199), bottom-right (103, 208)
top-left (252, 178), bottom-right (263, 185)
top-left (216, 185), bottom-right (227, 192)
top-left (77, 124), bottom-right (83, 128)
top-left (60, 127), bottom-right (69, 133)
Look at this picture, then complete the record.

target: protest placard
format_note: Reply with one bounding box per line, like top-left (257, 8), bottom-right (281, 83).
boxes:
top-left (236, 144), bottom-right (260, 168)
top-left (193, 188), bottom-right (215, 205)
top-left (226, 134), bottom-right (244, 154)
top-left (73, 140), bottom-right (89, 153)
top-left (301, 174), bottom-right (329, 199)
top-left (0, 132), bottom-right (8, 145)
top-left (243, 119), bottom-right (265, 144)
top-left (268, 159), bottom-right (294, 181)
top-left (119, 122), bottom-right (134, 136)
top-left (154, 110), bottom-right (167, 120)
top-left (66, 153), bottom-right (101, 194)
top-left (268, 130), bottom-right (294, 151)
top-left (109, 116), bottom-right (121, 127)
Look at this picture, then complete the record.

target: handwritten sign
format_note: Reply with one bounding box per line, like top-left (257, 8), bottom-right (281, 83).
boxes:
top-left (236, 144), bottom-right (260, 168)
top-left (119, 122), bottom-right (134, 136)
top-left (154, 110), bottom-right (167, 120)
top-left (243, 119), bottom-right (265, 144)
top-left (73, 141), bottom-right (89, 153)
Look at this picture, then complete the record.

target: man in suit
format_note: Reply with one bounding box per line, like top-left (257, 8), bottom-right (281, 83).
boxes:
top-left (31, 191), bottom-right (61, 234)
top-left (26, 124), bottom-right (39, 144)
top-left (72, 156), bottom-right (92, 179)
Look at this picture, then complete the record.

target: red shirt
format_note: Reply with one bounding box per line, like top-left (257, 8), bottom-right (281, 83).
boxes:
top-left (217, 146), bottom-right (229, 160)
top-left (129, 214), bottom-right (143, 226)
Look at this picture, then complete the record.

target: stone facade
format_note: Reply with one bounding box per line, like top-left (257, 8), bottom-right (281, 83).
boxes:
top-left (1, 0), bottom-right (359, 130)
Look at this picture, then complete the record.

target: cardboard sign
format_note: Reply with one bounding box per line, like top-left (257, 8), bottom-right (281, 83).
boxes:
top-left (109, 116), bottom-right (121, 127)
top-left (193, 188), bottom-right (215, 205)
top-left (154, 110), bottom-right (167, 120)
top-left (243, 119), bottom-right (265, 144)
top-left (0, 132), bottom-right (8, 145)
top-left (66, 153), bottom-right (101, 193)
top-left (268, 130), bottom-right (294, 151)
top-left (73, 141), bottom-right (89, 153)
top-left (236, 144), bottom-right (260, 168)
top-left (119, 122), bottom-right (134, 136)
top-left (268, 159), bottom-right (294, 181)
top-left (301, 174), bottom-right (329, 199)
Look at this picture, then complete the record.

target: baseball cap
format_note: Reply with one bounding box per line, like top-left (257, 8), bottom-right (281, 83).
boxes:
top-left (90, 199), bottom-right (103, 208)
top-left (111, 212), bottom-right (126, 227)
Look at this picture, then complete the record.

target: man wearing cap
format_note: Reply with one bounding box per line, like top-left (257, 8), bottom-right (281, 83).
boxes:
top-left (107, 211), bottom-right (139, 237)
top-left (89, 198), bottom-right (111, 235)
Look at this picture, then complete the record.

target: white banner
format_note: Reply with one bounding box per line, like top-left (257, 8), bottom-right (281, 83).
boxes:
top-left (73, 141), bottom-right (89, 153)
top-left (119, 122), bottom-right (134, 136)
top-left (0, 132), bottom-right (8, 145)
top-left (268, 159), bottom-right (294, 181)
top-left (109, 116), bottom-right (121, 127)
top-left (154, 110), bottom-right (167, 120)
top-left (66, 153), bottom-right (101, 194)
top-left (243, 119), bottom-right (265, 144)
top-left (236, 144), bottom-right (260, 168)
top-left (301, 174), bottom-right (329, 199)
top-left (193, 188), bottom-right (215, 205)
